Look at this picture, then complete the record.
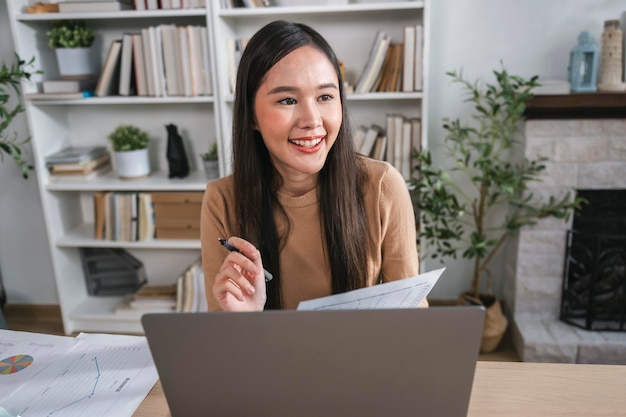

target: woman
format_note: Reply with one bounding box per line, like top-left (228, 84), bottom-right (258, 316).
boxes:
top-left (201, 20), bottom-right (421, 311)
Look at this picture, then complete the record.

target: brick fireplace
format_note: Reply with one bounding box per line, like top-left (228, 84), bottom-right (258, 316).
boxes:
top-left (505, 116), bottom-right (626, 364)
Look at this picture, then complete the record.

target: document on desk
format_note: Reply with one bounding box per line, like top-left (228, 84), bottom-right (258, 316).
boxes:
top-left (297, 267), bottom-right (444, 310)
top-left (0, 330), bottom-right (78, 400)
top-left (0, 332), bottom-right (158, 417)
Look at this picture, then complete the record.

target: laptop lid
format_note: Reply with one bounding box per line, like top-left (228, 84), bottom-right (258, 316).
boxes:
top-left (142, 307), bottom-right (485, 417)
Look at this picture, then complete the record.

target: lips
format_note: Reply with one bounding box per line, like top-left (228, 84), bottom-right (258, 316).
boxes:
top-left (288, 135), bottom-right (325, 153)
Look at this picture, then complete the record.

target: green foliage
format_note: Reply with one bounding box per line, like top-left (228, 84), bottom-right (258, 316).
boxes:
top-left (200, 142), bottom-right (218, 161)
top-left (47, 21), bottom-right (95, 48)
top-left (411, 67), bottom-right (585, 298)
top-left (108, 124), bottom-right (150, 152)
top-left (0, 53), bottom-right (41, 179)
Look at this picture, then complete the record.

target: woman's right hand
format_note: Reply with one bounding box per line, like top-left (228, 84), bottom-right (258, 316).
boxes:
top-left (212, 237), bottom-right (267, 312)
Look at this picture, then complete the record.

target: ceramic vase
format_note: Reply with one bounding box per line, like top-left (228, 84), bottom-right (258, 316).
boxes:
top-left (55, 47), bottom-right (96, 77)
top-left (114, 148), bottom-right (150, 179)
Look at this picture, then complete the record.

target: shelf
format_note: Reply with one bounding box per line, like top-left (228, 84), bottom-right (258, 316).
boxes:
top-left (525, 92), bottom-right (626, 119)
top-left (16, 8), bottom-right (207, 21)
top-left (27, 96), bottom-right (214, 106)
top-left (57, 223), bottom-right (201, 249)
top-left (68, 296), bottom-right (145, 334)
top-left (219, 1), bottom-right (422, 18)
top-left (46, 170), bottom-right (209, 191)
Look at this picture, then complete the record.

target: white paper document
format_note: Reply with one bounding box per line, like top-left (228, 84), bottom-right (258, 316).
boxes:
top-left (297, 267), bottom-right (444, 310)
top-left (0, 332), bottom-right (158, 417)
top-left (0, 330), bottom-right (78, 400)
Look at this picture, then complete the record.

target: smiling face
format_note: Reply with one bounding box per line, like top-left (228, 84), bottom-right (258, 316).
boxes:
top-left (253, 45), bottom-right (342, 195)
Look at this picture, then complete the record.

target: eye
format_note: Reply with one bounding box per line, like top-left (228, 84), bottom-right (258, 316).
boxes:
top-left (278, 97), bottom-right (297, 105)
top-left (318, 94), bottom-right (334, 102)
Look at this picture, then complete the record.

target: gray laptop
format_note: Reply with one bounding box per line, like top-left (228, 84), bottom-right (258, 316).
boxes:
top-left (142, 307), bottom-right (485, 417)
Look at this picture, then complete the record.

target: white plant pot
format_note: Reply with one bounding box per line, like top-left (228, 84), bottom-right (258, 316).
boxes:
top-left (55, 47), bottom-right (96, 77)
top-left (114, 149), bottom-right (150, 179)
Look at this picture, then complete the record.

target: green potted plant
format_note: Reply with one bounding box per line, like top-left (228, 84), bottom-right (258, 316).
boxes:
top-left (412, 67), bottom-right (584, 352)
top-left (47, 20), bottom-right (96, 77)
top-left (108, 124), bottom-right (151, 179)
top-left (0, 53), bottom-right (39, 179)
top-left (200, 142), bottom-right (219, 180)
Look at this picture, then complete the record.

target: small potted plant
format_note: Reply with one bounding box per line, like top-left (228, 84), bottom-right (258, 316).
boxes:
top-left (108, 124), bottom-right (151, 179)
top-left (47, 20), bottom-right (96, 77)
top-left (200, 142), bottom-right (219, 180)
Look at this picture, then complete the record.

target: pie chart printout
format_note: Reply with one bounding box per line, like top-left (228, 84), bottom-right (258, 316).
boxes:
top-left (0, 355), bottom-right (34, 374)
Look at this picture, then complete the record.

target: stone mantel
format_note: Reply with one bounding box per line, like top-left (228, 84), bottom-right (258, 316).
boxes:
top-left (525, 92), bottom-right (626, 119)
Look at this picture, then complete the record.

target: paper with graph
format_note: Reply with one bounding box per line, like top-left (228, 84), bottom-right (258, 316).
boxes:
top-left (0, 330), bottom-right (78, 400)
top-left (297, 267), bottom-right (444, 310)
top-left (0, 332), bottom-right (158, 417)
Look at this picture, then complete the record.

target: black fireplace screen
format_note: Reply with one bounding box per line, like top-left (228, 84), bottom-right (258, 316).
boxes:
top-left (560, 190), bottom-right (626, 331)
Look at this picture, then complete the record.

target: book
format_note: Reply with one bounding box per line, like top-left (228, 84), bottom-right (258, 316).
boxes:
top-left (401, 117), bottom-right (413, 179)
top-left (355, 31), bottom-right (392, 94)
top-left (408, 117), bottom-right (422, 176)
top-left (402, 25), bottom-right (416, 92)
top-left (94, 191), bottom-right (106, 240)
top-left (187, 25), bottom-right (204, 96)
top-left (353, 125), bottom-right (368, 151)
top-left (141, 28), bottom-right (156, 96)
top-left (42, 78), bottom-right (97, 94)
top-left (45, 146), bottom-right (108, 165)
top-left (160, 24), bottom-right (180, 96)
top-left (48, 164), bottom-right (112, 183)
top-left (387, 43), bottom-right (404, 92)
top-left (178, 26), bottom-right (193, 97)
top-left (25, 91), bottom-right (93, 100)
top-left (95, 39), bottom-right (123, 97)
top-left (359, 124), bottom-right (383, 157)
top-left (119, 33), bottom-right (135, 96)
top-left (200, 26), bottom-right (212, 95)
top-left (414, 24), bottom-right (424, 91)
top-left (137, 192), bottom-right (155, 241)
top-left (48, 152), bottom-right (110, 174)
top-left (132, 33), bottom-right (148, 96)
top-left (58, 0), bottom-right (133, 12)
top-left (371, 134), bottom-right (387, 160)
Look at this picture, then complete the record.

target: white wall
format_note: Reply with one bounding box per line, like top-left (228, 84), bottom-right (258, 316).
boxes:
top-left (1, 0), bottom-right (624, 304)
top-left (0, 2), bottom-right (58, 304)
top-left (425, 0), bottom-right (626, 299)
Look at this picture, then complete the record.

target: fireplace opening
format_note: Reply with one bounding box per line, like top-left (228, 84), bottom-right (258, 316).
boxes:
top-left (561, 190), bottom-right (626, 331)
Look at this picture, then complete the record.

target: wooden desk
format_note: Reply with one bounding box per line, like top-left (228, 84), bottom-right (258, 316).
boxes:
top-left (133, 361), bottom-right (626, 416)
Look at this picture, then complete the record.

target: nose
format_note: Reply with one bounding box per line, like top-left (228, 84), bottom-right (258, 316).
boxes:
top-left (297, 100), bottom-right (322, 130)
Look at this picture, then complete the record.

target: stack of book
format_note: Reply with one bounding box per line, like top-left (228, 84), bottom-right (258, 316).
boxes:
top-left (175, 258), bottom-right (207, 313)
top-left (115, 283), bottom-right (178, 317)
top-left (96, 24), bottom-right (212, 98)
top-left (93, 192), bottom-right (155, 241)
top-left (57, 0), bottom-right (133, 13)
top-left (353, 24), bottom-right (424, 94)
top-left (45, 146), bottom-right (111, 182)
top-left (354, 114), bottom-right (421, 181)
top-left (25, 77), bottom-right (98, 101)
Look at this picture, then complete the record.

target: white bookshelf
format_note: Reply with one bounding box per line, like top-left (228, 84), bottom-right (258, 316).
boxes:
top-left (6, 0), bottom-right (429, 334)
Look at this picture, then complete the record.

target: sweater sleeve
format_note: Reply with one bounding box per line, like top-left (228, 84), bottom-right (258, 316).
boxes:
top-left (200, 177), bottom-right (235, 312)
top-left (378, 164), bottom-right (420, 282)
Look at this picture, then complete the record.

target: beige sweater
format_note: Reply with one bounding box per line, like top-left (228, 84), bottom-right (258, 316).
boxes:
top-left (201, 157), bottom-right (419, 310)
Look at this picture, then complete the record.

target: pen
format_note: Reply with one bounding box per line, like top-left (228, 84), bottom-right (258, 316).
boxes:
top-left (218, 238), bottom-right (273, 282)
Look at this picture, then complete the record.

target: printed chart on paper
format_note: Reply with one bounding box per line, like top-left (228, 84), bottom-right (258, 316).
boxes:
top-left (1, 333), bottom-right (158, 417)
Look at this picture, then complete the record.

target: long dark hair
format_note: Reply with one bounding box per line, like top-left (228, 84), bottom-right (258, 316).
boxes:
top-left (232, 20), bottom-right (369, 309)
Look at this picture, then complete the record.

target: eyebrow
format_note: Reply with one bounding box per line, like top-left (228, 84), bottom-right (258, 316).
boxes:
top-left (266, 82), bottom-right (338, 95)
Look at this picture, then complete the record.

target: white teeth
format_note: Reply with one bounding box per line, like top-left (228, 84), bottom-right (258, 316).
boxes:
top-left (290, 138), bottom-right (323, 148)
